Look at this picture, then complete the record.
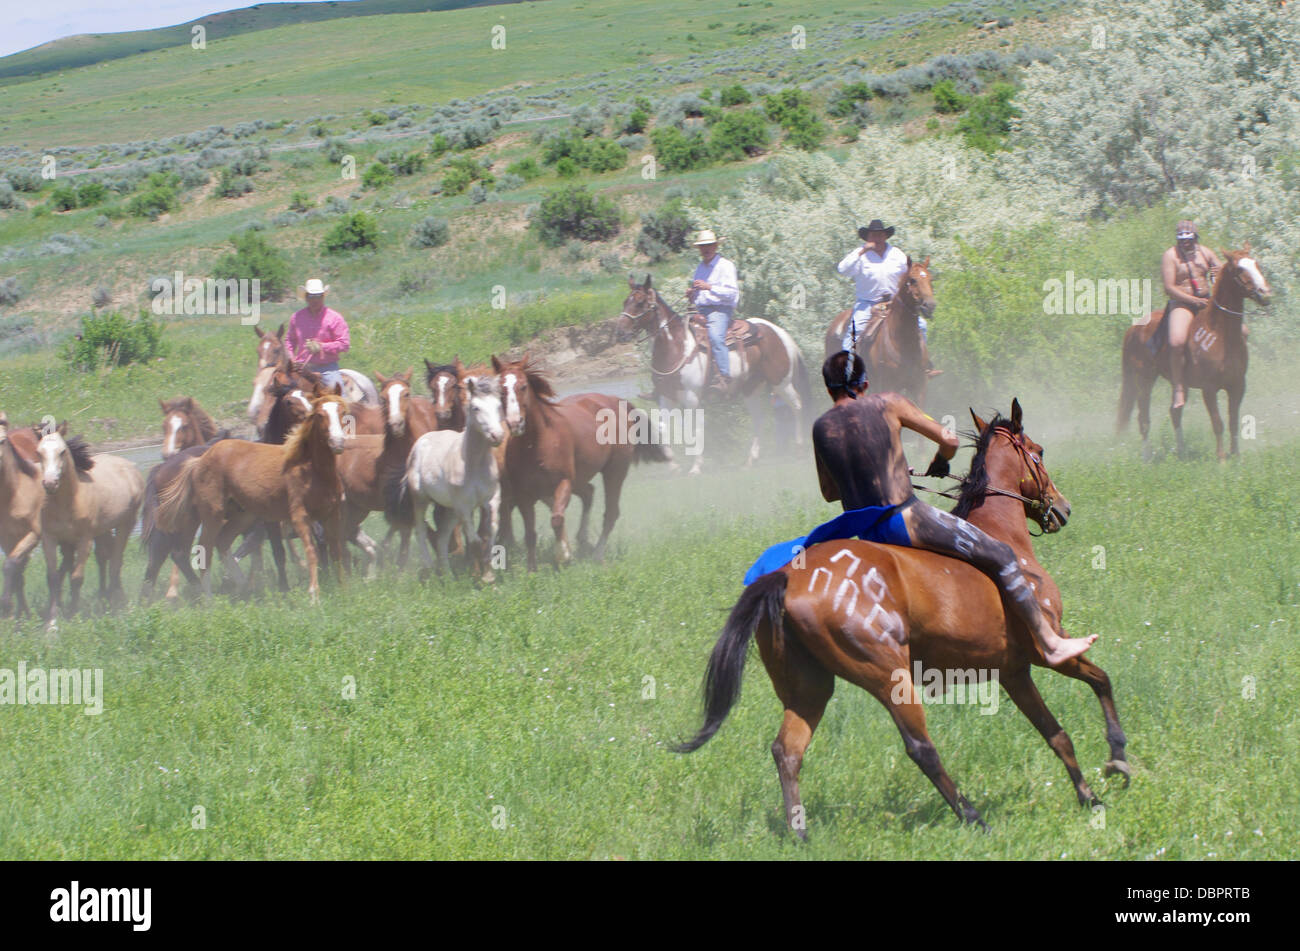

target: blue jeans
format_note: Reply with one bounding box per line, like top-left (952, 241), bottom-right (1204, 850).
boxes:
top-left (311, 362), bottom-right (343, 390)
top-left (705, 309), bottom-right (732, 378)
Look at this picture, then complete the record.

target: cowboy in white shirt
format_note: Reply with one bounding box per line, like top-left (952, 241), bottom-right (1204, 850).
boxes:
top-left (838, 219), bottom-right (911, 352)
top-left (685, 229), bottom-right (741, 393)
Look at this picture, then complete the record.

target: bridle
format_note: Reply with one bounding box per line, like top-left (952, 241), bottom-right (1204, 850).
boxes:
top-left (621, 290), bottom-right (698, 377)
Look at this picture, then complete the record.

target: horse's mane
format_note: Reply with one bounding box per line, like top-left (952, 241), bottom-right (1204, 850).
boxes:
top-left (424, 362), bottom-right (459, 386)
top-left (951, 415), bottom-right (1011, 519)
top-left (162, 396), bottom-right (219, 442)
top-left (519, 359), bottom-right (558, 404)
top-left (282, 395), bottom-right (344, 465)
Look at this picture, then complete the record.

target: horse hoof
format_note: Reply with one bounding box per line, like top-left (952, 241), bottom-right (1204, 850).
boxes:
top-left (1104, 759), bottom-right (1132, 785)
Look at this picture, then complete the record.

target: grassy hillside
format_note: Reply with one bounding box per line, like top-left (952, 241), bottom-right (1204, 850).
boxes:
top-left (0, 1), bottom-right (525, 82)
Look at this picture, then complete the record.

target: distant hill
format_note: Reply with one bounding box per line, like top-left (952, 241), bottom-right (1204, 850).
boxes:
top-left (0, 0), bottom-right (532, 82)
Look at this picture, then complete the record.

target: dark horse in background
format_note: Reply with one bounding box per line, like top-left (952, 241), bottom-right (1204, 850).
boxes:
top-left (1118, 248), bottom-right (1271, 461)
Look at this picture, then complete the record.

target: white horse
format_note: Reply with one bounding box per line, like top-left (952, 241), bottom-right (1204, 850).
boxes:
top-left (402, 375), bottom-right (506, 583)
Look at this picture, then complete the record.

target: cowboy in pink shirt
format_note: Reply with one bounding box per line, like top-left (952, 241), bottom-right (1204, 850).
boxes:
top-left (287, 278), bottom-right (350, 389)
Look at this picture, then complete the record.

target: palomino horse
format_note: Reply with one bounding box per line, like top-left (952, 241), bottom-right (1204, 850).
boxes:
top-left (1118, 248), bottom-right (1271, 461)
top-left (395, 374), bottom-right (507, 582)
top-left (36, 424), bottom-right (145, 632)
top-left (252, 322), bottom-right (379, 407)
top-left (824, 256), bottom-right (937, 406)
top-left (676, 400), bottom-right (1129, 834)
top-left (159, 389), bottom-right (349, 602)
top-left (616, 275), bottom-right (813, 474)
top-left (494, 354), bottom-right (669, 571)
top-left (0, 414), bottom-right (45, 618)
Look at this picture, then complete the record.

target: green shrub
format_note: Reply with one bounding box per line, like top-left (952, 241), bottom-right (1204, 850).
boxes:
top-left (362, 161), bottom-right (395, 189)
top-left (555, 157), bottom-right (580, 178)
top-left (441, 165), bottom-right (473, 195)
top-left (323, 212), bottom-right (380, 253)
top-left (215, 166), bottom-right (255, 198)
top-left (126, 171), bottom-right (181, 218)
top-left (763, 89), bottom-right (826, 150)
top-left (543, 134), bottom-right (627, 173)
top-left (651, 127), bottom-right (712, 172)
top-left (212, 230), bottom-right (292, 299)
top-left (828, 82), bottom-right (872, 118)
top-left (391, 152), bottom-right (426, 176)
top-left (506, 157), bottom-right (541, 180)
top-left (287, 190), bottom-right (314, 212)
top-left (718, 84), bottom-right (753, 107)
top-left (932, 79), bottom-right (968, 114)
top-left (531, 185), bottom-right (620, 246)
top-left (50, 184), bottom-right (79, 212)
top-left (709, 109), bottom-right (770, 161)
top-left (63, 309), bottom-right (164, 371)
top-left (431, 133), bottom-right (451, 156)
top-left (76, 181), bottom-right (109, 206)
top-left (623, 108), bottom-right (649, 134)
top-left (957, 82), bottom-right (1019, 153)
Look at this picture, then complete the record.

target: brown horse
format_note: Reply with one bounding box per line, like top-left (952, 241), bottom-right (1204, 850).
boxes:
top-left (36, 424), bottom-right (145, 633)
top-left (158, 389), bottom-right (349, 602)
top-left (160, 397), bottom-right (219, 459)
top-left (0, 414), bottom-right (45, 618)
top-left (615, 276), bottom-right (814, 474)
top-left (494, 354), bottom-right (669, 571)
top-left (676, 400), bottom-right (1129, 834)
top-left (424, 358), bottom-right (467, 432)
top-left (254, 322), bottom-right (287, 369)
top-left (1118, 248), bottom-right (1270, 461)
top-left (824, 256), bottom-right (937, 406)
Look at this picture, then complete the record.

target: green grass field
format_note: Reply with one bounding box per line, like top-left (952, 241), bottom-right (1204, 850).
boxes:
top-left (0, 394), bottom-right (1295, 859)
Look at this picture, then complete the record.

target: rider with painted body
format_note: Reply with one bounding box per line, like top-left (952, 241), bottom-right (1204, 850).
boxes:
top-left (686, 229), bottom-right (740, 394)
top-left (287, 278), bottom-right (351, 391)
top-left (1161, 221), bottom-right (1222, 410)
top-left (809, 351), bottom-right (1095, 667)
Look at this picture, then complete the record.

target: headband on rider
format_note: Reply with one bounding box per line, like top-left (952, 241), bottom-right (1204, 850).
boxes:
top-left (1176, 220), bottom-right (1197, 241)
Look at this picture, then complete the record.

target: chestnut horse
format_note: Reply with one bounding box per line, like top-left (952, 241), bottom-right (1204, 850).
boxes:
top-left (616, 275), bottom-right (813, 474)
top-left (494, 354), bottom-right (669, 571)
top-left (37, 424), bottom-right (145, 633)
top-left (1118, 248), bottom-right (1271, 461)
top-left (158, 389), bottom-right (349, 602)
top-left (824, 256), bottom-right (937, 406)
top-left (251, 322), bottom-right (378, 406)
top-left (0, 414), bottom-right (45, 618)
top-left (424, 358), bottom-right (466, 432)
top-left (676, 400), bottom-right (1129, 834)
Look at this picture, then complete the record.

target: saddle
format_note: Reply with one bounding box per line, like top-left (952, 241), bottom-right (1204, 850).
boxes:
top-left (689, 314), bottom-right (758, 351)
top-left (850, 301), bottom-right (892, 353)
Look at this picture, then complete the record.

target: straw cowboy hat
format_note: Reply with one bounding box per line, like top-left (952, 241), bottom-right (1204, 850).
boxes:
top-left (299, 278), bottom-right (330, 298)
top-left (691, 229), bottom-right (724, 246)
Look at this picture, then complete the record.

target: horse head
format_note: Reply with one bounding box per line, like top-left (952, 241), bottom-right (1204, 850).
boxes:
top-left (425, 357), bottom-right (464, 428)
top-left (254, 322), bottom-right (286, 370)
top-left (36, 421), bottom-right (94, 494)
top-left (492, 352), bottom-right (555, 437)
top-left (901, 256), bottom-right (936, 320)
top-left (160, 396), bottom-right (214, 458)
top-left (309, 389), bottom-right (349, 455)
top-left (616, 274), bottom-right (663, 341)
top-left (963, 399), bottom-right (1069, 534)
top-left (463, 374), bottom-right (506, 447)
top-left (1220, 247), bottom-right (1272, 311)
top-left (378, 369), bottom-right (414, 438)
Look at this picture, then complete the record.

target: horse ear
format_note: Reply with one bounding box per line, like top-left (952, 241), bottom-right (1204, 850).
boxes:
top-left (1010, 398), bottom-right (1023, 431)
top-left (332, 383), bottom-right (344, 397)
top-left (402, 367), bottom-right (413, 381)
top-left (455, 355), bottom-right (465, 373)
top-left (923, 255), bottom-right (931, 268)
top-left (1243, 240), bottom-right (1252, 254)
top-left (57, 420), bottom-right (69, 436)
top-left (276, 323), bottom-right (285, 340)
top-left (969, 408), bottom-right (988, 432)
top-left (628, 273), bottom-right (639, 288)
top-left (490, 354), bottom-right (502, 373)
top-left (424, 357), bottom-right (435, 372)
top-left (643, 274), bottom-right (653, 290)
top-left (254, 325), bottom-right (265, 338)
top-left (159, 399), bottom-right (168, 413)
top-left (376, 371), bottom-right (388, 386)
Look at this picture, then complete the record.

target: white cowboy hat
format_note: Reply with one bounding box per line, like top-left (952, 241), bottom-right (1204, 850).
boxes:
top-left (691, 229), bottom-right (724, 246)
top-left (300, 279), bottom-right (330, 297)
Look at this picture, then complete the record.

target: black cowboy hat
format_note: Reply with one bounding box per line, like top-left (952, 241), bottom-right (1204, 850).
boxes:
top-left (857, 219), bottom-right (895, 240)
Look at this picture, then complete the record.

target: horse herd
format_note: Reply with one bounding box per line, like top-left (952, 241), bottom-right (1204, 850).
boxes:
top-left (0, 328), bottom-right (675, 634)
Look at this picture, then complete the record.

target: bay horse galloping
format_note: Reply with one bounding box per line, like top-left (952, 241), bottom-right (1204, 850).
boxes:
top-left (824, 256), bottom-right (937, 407)
top-left (158, 389), bottom-right (349, 602)
top-left (616, 276), bottom-right (813, 475)
top-left (1118, 248), bottom-right (1271, 461)
top-left (494, 354), bottom-right (669, 571)
top-left (676, 400), bottom-right (1129, 834)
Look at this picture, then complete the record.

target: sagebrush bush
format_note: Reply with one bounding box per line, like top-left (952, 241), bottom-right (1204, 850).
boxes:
top-left (409, 216), bottom-right (450, 249)
top-left (0, 277), bottom-right (21, 307)
top-left (531, 185), bottom-right (620, 246)
top-left (126, 171), bottom-right (180, 217)
top-left (636, 197), bottom-right (693, 262)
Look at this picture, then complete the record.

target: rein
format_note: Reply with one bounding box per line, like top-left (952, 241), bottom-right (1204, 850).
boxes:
top-left (912, 428), bottom-right (1056, 534)
top-left (627, 293), bottom-right (699, 377)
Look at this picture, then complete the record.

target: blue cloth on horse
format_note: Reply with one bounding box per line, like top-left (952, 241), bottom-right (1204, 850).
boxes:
top-left (743, 503), bottom-right (911, 586)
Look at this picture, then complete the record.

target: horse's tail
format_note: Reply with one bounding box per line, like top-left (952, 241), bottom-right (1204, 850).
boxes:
top-left (139, 465), bottom-right (161, 550)
top-left (384, 465), bottom-right (415, 526)
top-left (1117, 328), bottom-right (1139, 432)
top-left (674, 571), bottom-right (788, 753)
top-left (155, 456), bottom-right (199, 533)
top-left (629, 407), bottom-right (671, 465)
